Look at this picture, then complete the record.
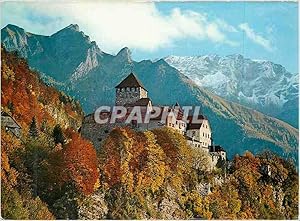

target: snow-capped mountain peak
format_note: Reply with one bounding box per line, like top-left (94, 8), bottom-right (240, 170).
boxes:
top-left (165, 55), bottom-right (298, 127)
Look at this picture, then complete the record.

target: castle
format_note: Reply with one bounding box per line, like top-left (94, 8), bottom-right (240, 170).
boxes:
top-left (81, 73), bottom-right (226, 168)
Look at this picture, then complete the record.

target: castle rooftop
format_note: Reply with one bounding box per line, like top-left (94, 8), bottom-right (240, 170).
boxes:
top-left (115, 73), bottom-right (147, 91)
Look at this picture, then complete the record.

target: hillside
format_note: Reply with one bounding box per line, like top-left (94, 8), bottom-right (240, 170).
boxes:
top-left (1, 47), bottom-right (83, 129)
top-left (1, 48), bottom-right (99, 219)
top-left (0, 49), bottom-right (298, 219)
top-left (93, 127), bottom-right (298, 219)
top-left (1, 24), bottom-right (298, 160)
top-left (165, 55), bottom-right (299, 128)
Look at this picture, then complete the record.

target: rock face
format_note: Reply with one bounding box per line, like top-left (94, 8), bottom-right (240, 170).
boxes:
top-left (165, 55), bottom-right (299, 128)
top-left (70, 43), bottom-right (101, 82)
top-left (78, 191), bottom-right (108, 219)
top-left (1, 24), bottom-right (298, 160)
top-left (1, 24), bottom-right (104, 82)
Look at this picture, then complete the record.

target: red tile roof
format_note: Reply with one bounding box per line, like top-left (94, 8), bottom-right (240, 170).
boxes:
top-left (187, 123), bottom-right (203, 130)
top-left (186, 114), bottom-right (207, 129)
top-left (187, 115), bottom-right (207, 122)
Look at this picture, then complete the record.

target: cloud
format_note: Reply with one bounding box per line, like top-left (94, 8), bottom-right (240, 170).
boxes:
top-left (1, 1), bottom-right (238, 53)
top-left (239, 23), bottom-right (273, 51)
top-left (215, 19), bottom-right (238, 33)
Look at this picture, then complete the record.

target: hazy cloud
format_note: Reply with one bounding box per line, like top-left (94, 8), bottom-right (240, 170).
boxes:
top-left (239, 23), bottom-right (273, 51)
top-left (2, 1), bottom-right (239, 53)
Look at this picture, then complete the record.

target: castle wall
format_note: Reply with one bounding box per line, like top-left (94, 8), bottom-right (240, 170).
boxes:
top-left (115, 87), bottom-right (148, 106)
top-left (186, 119), bottom-right (212, 148)
top-left (164, 112), bottom-right (186, 134)
top-left (81, 115), bottom-right (170, 149)
top-left (199, 120), bottom-right (212, 148)
top-left (187, 139), bottom-right (209, 153)
top-left (81, 114), bottom-right (129, 149)
top-left (136, 120), bottom-right (165, 131)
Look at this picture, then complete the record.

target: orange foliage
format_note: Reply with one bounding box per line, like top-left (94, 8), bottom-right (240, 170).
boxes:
top-left (1, 130), bottom-right (20, 188)
top-left (152, 128), bottom-right (179, 171)
top-left (233, 151), bottom-right (262, 189)
top-left (62, 130), bottom-right (99, 195)
top-left (102, 127), bottom-right (160, 191)
top-left (102, 128), bottom-right (123, 187)
top-left (1, 47), bottom-right (82, 130)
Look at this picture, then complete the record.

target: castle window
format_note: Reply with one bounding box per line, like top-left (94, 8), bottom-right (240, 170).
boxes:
top-left (104, 130), bottom-right (109, 133)
top-left (98, 138), bottom-right (102, 141)
top-left (176, 121), bottom-right (178, 125)
top-left (203, 132), bottom-right (204, 136)
top-left (127, 87), bottom-right (130, 91)
top-left (121, 88), bottom-right (125, 92)
top-left (131, 87), bottom-right (135, 92)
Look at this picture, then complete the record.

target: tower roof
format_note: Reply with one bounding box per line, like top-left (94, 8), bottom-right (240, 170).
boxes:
top-left (115, 73), bottom-right (147, 91)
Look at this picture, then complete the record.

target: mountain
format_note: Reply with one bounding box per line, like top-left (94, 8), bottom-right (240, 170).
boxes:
top-left (1, 24), bottom-right (104, 82)
top-left (165, 55), bottom-right (299, 128)
top-left (1, 24), bottom-right (298, 160)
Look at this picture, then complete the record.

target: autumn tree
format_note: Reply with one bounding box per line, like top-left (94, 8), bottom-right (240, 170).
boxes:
top-left (62, 130), bottom-right (99, 195)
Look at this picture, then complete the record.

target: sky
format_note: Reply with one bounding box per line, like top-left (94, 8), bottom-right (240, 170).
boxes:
top-left (1, 1), bottom-right (298, 73)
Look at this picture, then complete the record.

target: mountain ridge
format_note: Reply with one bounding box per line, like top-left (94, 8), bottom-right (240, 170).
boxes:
top-left (164, 54), bottom-right (298, 127)
top-left (1, 24), bottom-right (298, 160)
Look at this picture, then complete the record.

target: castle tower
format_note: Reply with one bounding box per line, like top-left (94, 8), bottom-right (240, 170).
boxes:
top-left (115, 73), bottom-right (148, 106)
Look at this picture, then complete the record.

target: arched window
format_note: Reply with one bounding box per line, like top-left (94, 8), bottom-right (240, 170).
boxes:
top-left (131, 87), bottom-right (135, 92)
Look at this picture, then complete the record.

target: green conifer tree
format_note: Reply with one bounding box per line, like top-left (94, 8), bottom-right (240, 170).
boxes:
top-left (29, 117), bottom-right (38, 138)
top-left (53, 124), bottom-right (65, 145)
